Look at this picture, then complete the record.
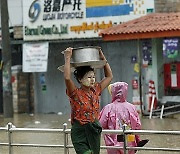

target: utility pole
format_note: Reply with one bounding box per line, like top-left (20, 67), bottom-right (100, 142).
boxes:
top-left (0, 0), bottom-right (13, 117)
top-left (0, 48), bottom-right (3, 113)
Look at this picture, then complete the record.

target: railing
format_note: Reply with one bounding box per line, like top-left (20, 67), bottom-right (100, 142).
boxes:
top-left (0, 122), bottom-right (180, 154)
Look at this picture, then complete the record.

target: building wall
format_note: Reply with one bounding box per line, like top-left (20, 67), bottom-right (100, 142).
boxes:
top-left (155, 0), bottom-right (180, 12)
top-left (0, 0), bottom-right (23, 27)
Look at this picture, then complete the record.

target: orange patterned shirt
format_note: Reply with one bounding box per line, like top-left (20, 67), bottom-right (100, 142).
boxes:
top-left (67, 83), bottom-right (101, 125)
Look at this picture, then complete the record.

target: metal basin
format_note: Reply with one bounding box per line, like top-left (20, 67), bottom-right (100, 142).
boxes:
top-left (72, 46), bottom-right (101, 63)
top-left (58, 46), bottom-right (106, 72)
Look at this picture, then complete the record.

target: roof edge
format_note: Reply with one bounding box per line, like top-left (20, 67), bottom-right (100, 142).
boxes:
top-left (102, 30), bottom-right (180, 41)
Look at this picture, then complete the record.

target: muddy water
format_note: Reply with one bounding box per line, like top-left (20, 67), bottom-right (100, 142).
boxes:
top-left (0, 113), bottom-right (180, 154)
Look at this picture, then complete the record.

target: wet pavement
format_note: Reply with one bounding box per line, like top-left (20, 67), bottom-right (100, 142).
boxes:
top-left (0, 113), bottom-right (180, 154)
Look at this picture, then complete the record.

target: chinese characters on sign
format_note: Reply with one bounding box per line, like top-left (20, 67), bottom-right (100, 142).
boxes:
top-left (43, 0), bottom-right (83, 20)
top-left (44, 0), bottom-right (82, 12)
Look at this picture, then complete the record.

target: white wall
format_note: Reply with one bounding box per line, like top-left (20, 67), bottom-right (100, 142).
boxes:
top-left (0, 0), bottom-right (23, 27)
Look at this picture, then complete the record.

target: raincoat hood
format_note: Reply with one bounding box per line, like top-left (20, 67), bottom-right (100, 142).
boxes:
top-left (110, 82), bottom-right (128, 103)
top-left (99, 82), bottom-right (141, 154)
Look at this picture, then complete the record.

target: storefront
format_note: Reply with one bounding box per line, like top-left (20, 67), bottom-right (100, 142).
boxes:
top-left (99, 12), bottom-right (180, 114)
top-left (21, 0), bottom-right (155, 114)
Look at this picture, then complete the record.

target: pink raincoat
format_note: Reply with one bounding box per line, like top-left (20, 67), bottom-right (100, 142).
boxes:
top-left (99, 82), bottom-right (141, 154)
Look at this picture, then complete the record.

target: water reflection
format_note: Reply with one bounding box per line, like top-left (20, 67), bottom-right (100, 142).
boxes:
top-left (0, 114), bottom-right (180, 154)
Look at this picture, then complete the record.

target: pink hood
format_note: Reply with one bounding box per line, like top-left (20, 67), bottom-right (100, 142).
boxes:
top-left (99, 82), bottom-right (141, 154)
top-left (111, 82), bottom-right (128, 103)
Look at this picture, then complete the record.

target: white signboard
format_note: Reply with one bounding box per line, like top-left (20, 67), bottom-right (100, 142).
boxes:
top-left (23, 0), bottom-right (154, 41)
top-left (23, 42), bottom-right (49, 72)
top-left (171, 73), bottom-right (177, 87)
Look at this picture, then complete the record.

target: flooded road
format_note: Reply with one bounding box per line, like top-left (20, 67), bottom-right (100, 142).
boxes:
top-left (0, 113), bottom-right (180, 154)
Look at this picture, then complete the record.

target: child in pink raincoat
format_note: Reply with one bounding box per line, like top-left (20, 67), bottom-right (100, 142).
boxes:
top-left (99, 82), bottom-right (148, 154)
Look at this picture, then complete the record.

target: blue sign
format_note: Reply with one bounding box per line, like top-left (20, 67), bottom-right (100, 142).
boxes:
top-left (163, 38), bottom-right (179, 58)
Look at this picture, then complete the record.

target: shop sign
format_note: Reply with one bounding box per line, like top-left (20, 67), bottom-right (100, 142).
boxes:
top-left (23, 0), bottom-right (155, 41)
top-left (163, 38), bottom-right (179, 58)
